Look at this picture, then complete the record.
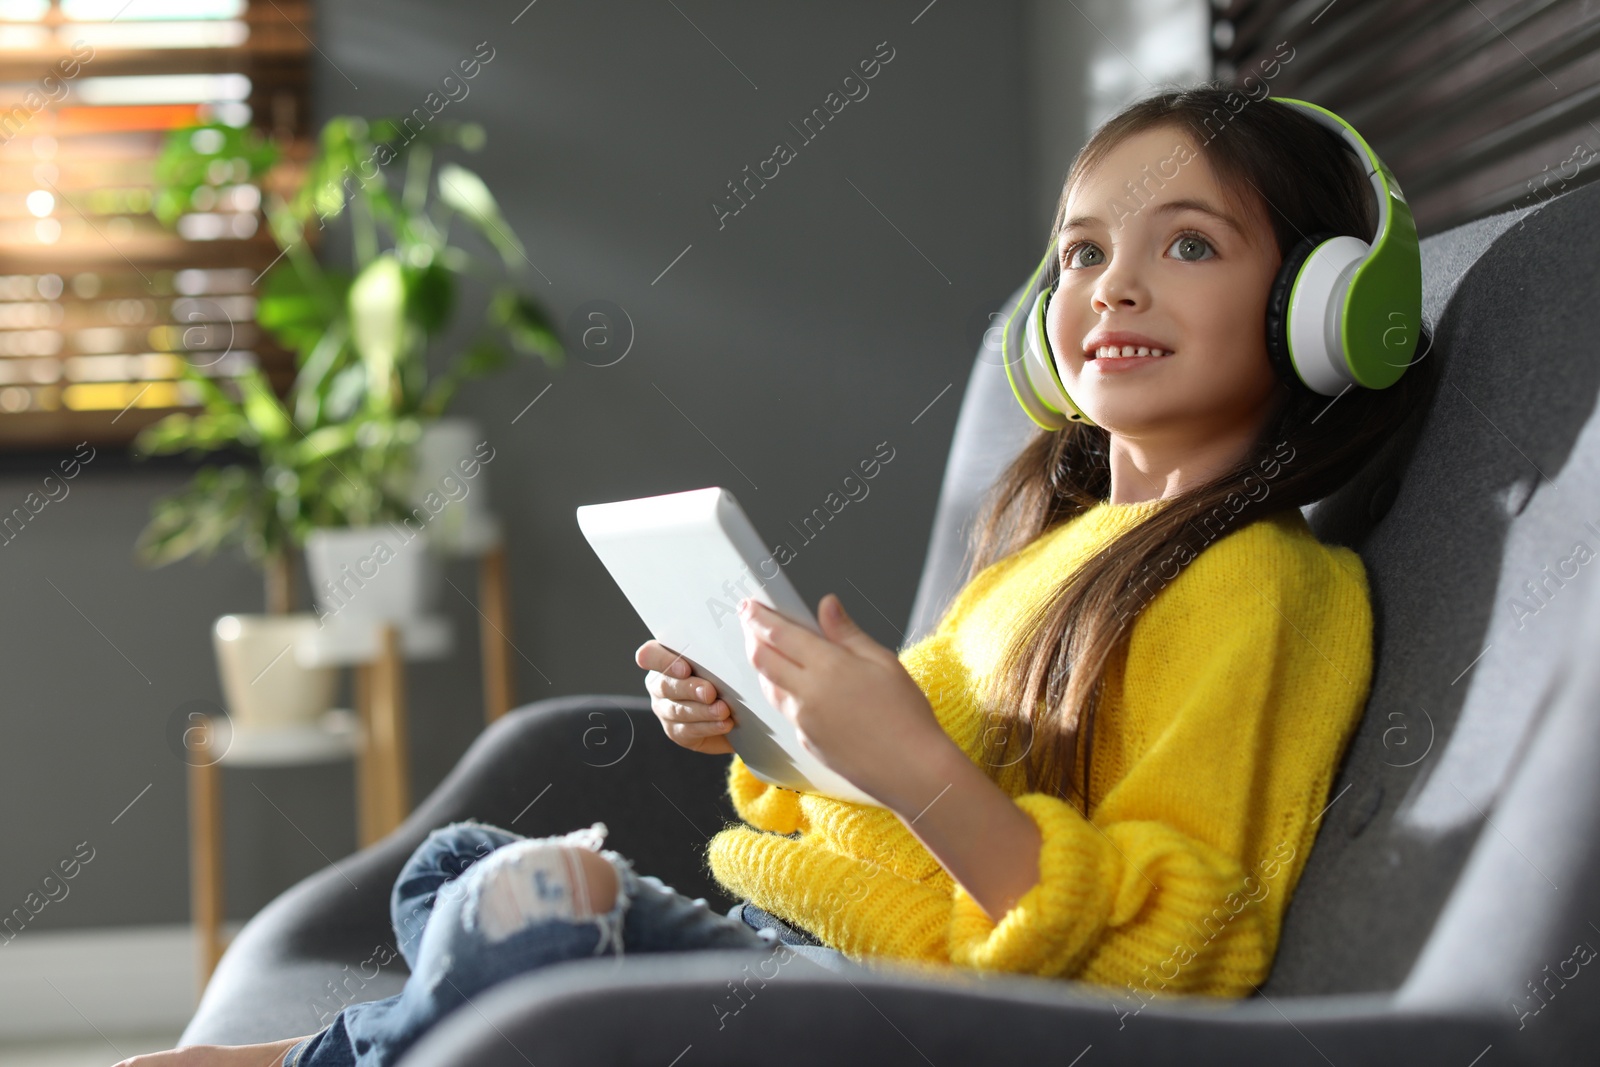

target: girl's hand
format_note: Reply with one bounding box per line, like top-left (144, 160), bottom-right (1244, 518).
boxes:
top-left (737, 593), bottom-right (951, 808)
top-left (635, 639), bottom-right (735, 755)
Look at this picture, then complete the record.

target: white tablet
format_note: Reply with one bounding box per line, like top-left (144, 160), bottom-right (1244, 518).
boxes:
top-left (576, 486), bottom-right (884, 808)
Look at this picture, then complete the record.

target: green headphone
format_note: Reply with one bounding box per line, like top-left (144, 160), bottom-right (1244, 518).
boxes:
top-left (1003, 96), bottom-right (1423, 431)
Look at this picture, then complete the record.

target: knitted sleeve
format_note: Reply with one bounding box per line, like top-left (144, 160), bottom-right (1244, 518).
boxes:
top-left (943, 521), bottom-right (1373, 993)
top-left (725, 754), bottom-right (806, 835)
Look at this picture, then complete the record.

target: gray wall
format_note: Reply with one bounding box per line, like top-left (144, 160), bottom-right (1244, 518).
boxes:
top-left (0, 1), bottom-right (1055, 931)
top-left (1025, 0), bottom-right (1210, 232)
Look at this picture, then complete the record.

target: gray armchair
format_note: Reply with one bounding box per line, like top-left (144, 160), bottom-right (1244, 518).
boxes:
top-left (181, 179), bottom-right (1600, 1065)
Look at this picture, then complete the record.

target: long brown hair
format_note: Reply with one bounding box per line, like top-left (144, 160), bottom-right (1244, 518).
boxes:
top-left (961, 84), bottom-right (1443, 815)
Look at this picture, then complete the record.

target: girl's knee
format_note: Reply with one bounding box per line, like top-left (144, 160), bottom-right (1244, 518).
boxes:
top-left (570, 848), bottom-right (619, 913)
top-left (463, 837), bottom-right (626, 944)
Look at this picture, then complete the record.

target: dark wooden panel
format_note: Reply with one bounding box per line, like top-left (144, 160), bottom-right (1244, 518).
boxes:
top-left (1212, 0), bottom-right (1600, 235)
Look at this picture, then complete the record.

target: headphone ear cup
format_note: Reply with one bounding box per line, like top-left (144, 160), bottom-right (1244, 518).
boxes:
top-left (1265, 231), bottom-right (1340, 391)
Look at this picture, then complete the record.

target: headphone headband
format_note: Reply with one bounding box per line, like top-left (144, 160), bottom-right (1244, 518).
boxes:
top-left (1285, 99), bottom-right (1393, 245)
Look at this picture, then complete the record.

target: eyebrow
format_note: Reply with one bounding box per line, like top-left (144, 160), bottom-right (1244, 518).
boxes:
top-left (1061, 197), bottom-right (1246, 239)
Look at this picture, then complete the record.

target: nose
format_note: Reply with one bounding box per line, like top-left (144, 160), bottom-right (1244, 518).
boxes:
top-left (1090, 253), bottom-right (1148, 313)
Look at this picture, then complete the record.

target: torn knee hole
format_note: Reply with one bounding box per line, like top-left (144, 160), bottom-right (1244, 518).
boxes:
top-left (468, 840), bottom-right (620, 943)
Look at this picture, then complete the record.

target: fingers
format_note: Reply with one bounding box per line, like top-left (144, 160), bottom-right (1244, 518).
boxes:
top-left (640, 641), bottom-right (734, 752)
top-left (644, 667), bottom-right (719, 706)
top-left (737, 599), bottom-right (814, 669)
top-left (636, 639), bottom-right (692, 677)
top-left (652, 687), bottom-right (731, 727)
top-left (637, 640), bottom-right (721, 706)
top-left (663, 709), bottom-right (734, 743)
top-left (740, 610), bottom-right (805, 694)
top-left (653, 691), bottom-right (734, 749)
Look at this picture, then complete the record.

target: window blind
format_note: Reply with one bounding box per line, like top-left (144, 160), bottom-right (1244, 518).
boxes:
top-left (0, 0), bottom-right (311, 450)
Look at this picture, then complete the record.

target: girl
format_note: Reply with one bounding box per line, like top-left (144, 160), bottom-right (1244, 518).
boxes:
top-left (122, 82), bottom-right (1439, 1067)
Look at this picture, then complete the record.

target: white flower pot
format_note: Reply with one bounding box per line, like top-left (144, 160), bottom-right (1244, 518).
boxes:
top-left (409, 417), bottom-right (498, 554)
top-left (212, 613), bottom-right (339, 732)
top-left (305, 524), bottom-right (440, 624)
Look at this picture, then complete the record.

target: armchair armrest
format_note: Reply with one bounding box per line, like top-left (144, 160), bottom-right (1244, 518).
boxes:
top-left (395, 949), bottom-right (1516, 1067)
top-left (182, 695), bottom-right (737, 1047)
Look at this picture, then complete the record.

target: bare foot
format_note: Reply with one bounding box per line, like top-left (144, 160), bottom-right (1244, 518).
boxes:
top-left (112, 1034), bottom-right (311, 1067)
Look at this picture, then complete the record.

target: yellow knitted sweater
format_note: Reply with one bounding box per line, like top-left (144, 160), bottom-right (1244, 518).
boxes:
top-left (704, 498), bottom-right (1374, 996)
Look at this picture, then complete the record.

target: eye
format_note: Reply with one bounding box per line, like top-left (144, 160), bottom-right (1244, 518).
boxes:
top-left (1059, 231), bottom-right (1214, 270)
top-left (1060, 241), bottom-right (1104, 270)
top-left (1168, 231), bottom-right (1216, 262)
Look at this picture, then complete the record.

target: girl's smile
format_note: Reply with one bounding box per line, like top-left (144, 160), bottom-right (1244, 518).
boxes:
top-left (1086, 346), bottom-right (1174, 371)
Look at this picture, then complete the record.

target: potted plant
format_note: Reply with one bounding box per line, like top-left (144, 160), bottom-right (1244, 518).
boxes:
top-left (134, 117), bottom-right (563, 729)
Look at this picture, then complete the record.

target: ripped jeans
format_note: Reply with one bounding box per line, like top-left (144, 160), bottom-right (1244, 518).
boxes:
top-left (282, 819), bottom-right (826, 1067)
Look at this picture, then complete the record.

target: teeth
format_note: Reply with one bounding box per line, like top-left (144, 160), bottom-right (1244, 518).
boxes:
top-left (1094, 345), bottom-right (1172, 359)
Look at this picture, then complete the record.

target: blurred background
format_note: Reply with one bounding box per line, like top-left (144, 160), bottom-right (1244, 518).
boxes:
top-left (0, 0), bottom-right (1593, 1060)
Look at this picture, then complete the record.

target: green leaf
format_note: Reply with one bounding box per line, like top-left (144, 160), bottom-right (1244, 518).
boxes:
top-left (132, 413), bottom-right (197, 457)
top-left (133, 410), bottom-right (250, 456)
top-left (238, 367), bottom-right (293, 444)
top-left (370, 118), bottom-right (482, 153)
top-left (490, 288), bottom-right (565, 367)
top-left (324, 364), bottom-right (367, 421)
top-left (257, 261), bottom-right (351, 358)
top-left (460, 335), bottom-right (510, 377)
top-left (266, 199), bottom-right (304, 250)
top-left (349, 254), bottom-right (408, 413)
top-left (298, 116), bottom-right (369, 222)
top-left (437, 163), bottom-right (526, 268)
top-left (173, 354), bottom-right (240, 416)
top-left (290, 321), bottom-right (350, 427)
top-left (292, 422), bottom-right (360, 465)
top-left (135, 465), bottom-right (264, 567)
top-left (405, 260), bottom-right (455, 335)
top-left (152, 123), bottom-right (277, 229)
